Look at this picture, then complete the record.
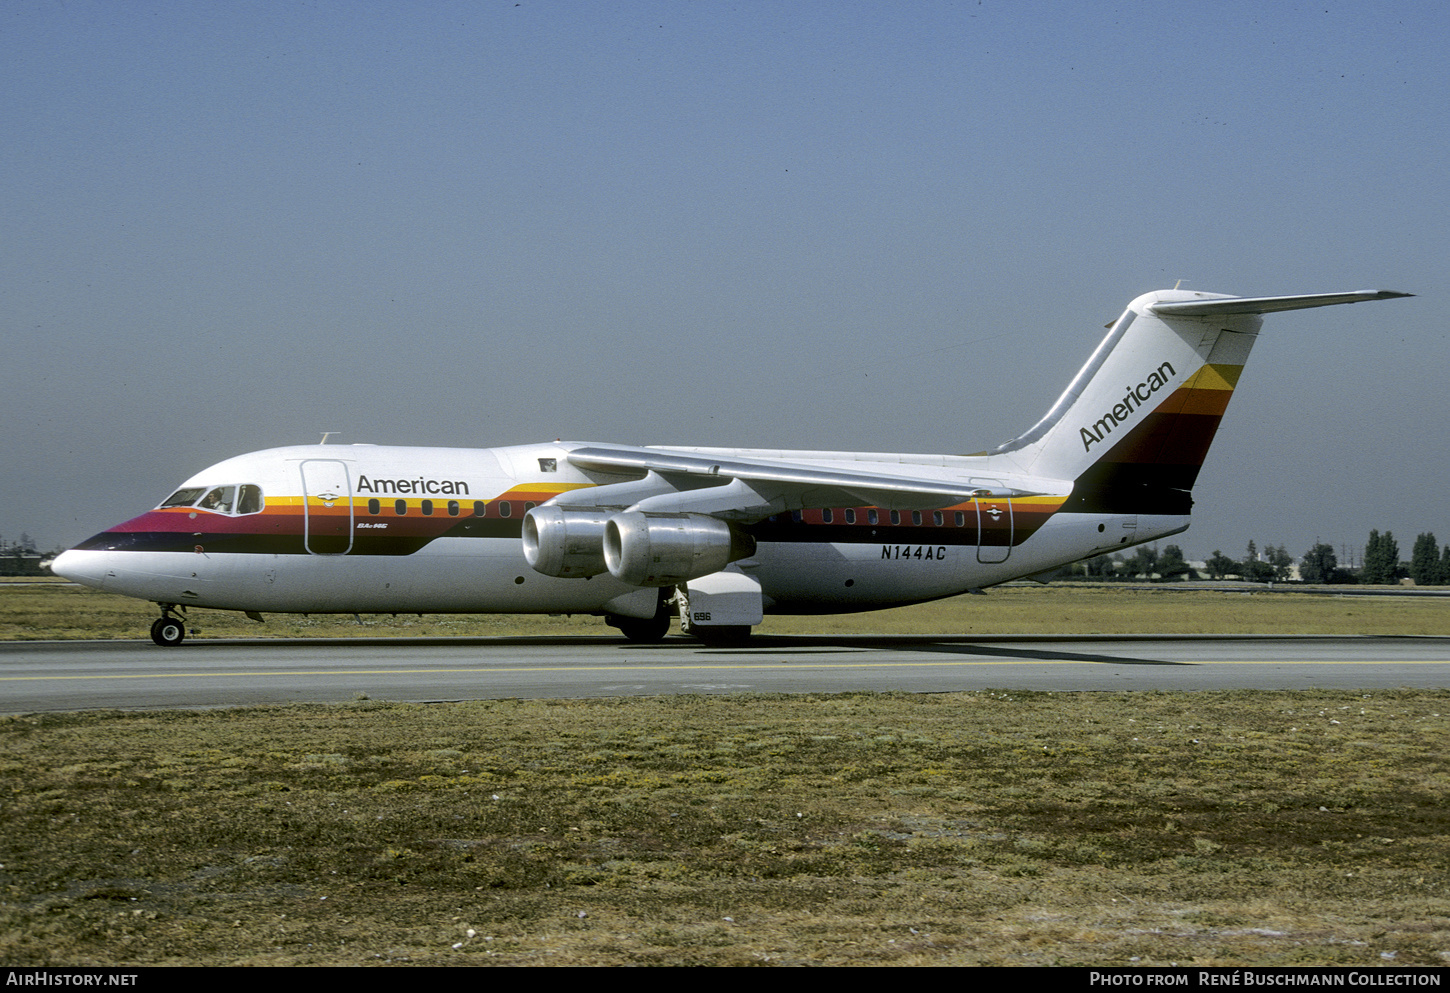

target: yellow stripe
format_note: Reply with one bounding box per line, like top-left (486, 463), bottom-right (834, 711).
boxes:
top-left (501, 482), bottom-right (594, 497)
top-left (1180, 363), bottom-right (1243, 391)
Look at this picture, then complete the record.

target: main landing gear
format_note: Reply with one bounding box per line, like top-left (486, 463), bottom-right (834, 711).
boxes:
top-left (609, 610), bottom-right (672, 643)
top-left (605, 588), bottom-right (674, 643)
top-left (682, 622), bottom-right (752, 646)
top-left (150, 607), bottom-right (186, 647)
top-left (605, 586), bottom-right (757, 645)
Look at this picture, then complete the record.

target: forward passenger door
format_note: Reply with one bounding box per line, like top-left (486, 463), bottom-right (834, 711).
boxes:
top-left (300, 460), bottom-right (354, 555)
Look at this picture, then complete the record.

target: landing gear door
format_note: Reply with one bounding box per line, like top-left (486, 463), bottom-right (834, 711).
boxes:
top-left (300, 459), bottom-right (354, 555)
top-left (973, 479), bottom-right (1013, 564)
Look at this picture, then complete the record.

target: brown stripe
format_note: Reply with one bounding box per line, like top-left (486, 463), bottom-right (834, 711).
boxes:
top-left (1098, 411), bottom-right (1225, 468)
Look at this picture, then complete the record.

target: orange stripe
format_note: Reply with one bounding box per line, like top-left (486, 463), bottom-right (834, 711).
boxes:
top-left (1172, 386), bottom-right (1233, 417)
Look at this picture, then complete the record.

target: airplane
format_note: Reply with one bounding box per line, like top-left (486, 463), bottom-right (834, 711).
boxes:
top-left (52, 287), bottom-right (1411, 647)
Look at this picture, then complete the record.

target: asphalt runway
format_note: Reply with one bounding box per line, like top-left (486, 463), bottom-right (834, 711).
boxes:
top-left (2, 633), bottom-right (1448, 713)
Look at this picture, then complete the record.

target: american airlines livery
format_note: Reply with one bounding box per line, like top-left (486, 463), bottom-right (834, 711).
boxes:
top-left (54, 288), bottom-right (1410, 646)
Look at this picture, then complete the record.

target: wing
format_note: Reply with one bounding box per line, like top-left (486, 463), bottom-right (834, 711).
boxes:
top-left (559, 444), bottom-right (1050, 521)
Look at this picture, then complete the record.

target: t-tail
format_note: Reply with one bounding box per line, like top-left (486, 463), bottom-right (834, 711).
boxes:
top-left (989, 289), bottom-right (1413, 515)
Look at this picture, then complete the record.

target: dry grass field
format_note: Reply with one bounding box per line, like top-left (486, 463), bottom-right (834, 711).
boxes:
top-left (2, 691), bottom-right (1447, 967)
top-left (1, 581), bottom-right (1447, 966)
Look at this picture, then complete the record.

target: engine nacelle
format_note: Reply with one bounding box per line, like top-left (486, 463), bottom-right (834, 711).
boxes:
top-left (603, 512), bottom-right (756, 587)
top-left (522, 506), bottom-right (611, 578)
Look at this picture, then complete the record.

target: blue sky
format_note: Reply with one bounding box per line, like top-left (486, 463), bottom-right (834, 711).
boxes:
top-left (3, 0), bottom-right (1446, 567)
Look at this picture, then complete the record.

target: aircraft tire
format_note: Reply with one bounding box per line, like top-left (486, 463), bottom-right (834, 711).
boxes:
top-left (613, 612), bottom-right (671, 643)
top-left (690, 625), bottom-right (751, 646)
top-left (150, 617), bottom-right (186, 647)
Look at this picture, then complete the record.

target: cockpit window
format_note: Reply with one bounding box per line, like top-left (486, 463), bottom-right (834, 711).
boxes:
top-left (199, 486), bottom-right (235, 513)
top-left (158, 484), bottom-right (265, 516)
top-left (237, 485), bottom-right (263, 515)
top-left (160, 487), bottom-right (206, 509)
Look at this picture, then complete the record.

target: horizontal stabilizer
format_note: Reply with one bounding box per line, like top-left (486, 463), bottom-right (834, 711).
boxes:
top-left (1151, 290), bottom-right (1412, 317)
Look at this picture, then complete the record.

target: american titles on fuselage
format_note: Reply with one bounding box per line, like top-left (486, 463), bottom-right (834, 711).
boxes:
top-left (355, 475), bottom-right (471, 495)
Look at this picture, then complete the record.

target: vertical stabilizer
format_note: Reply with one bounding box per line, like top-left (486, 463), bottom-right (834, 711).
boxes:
top-left (991, 288), bottom-right (1410, 515)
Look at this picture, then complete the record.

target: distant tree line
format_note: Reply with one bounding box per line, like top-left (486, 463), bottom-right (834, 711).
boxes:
top-left (0, 533), bottom-right (57, 577)
top-left (0, 533), bottom-right (37, 555)
top-left (1067, 530), bottom-right (1450, 585)
top-left (1299, 531), bottom-right (1450, 585)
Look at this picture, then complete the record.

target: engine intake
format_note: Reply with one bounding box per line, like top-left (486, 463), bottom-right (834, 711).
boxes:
top-left (604, 512), bottom-right (756, 587)
top-left (522, 506), bottom-right (611, 578)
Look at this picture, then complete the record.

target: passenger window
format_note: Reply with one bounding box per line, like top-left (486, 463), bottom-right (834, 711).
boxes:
top-left (911, 511), bottom-right (922, 526)
top-left (448, 500), bottom-right (460, 517)
top-left (368, 499), bottom-right (381, 516)
top-left (395, 500), bottom-right (407, 516)
top-left (499, 501), bottom-right (512, 518)
top-left (844, 508), bottom-right (856, 525)
top-left (933, 511), bottom-right (944, 527)
top-left (474, 501), bottom-right (486, 517)
top-left (889, 510), bottom-right (901, 525)
top-left (955, 511), bottom-right (965, 527)
top-left (821, 508), bottom-right (833, 524)
top-left (867, 509), bottom-right (879, 525)
top-left (421, 500), bottom-right (434, 516)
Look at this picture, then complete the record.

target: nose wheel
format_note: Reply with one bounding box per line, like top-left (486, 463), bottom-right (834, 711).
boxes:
top-left (150, 613), bottom-right (186, 647)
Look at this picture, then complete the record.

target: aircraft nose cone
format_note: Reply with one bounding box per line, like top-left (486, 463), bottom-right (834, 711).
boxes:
top-left (51, 549), bottom-right (108, 590)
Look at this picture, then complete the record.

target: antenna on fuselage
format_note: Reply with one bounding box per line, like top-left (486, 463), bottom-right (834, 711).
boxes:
top-left (319, 432), bottom-right (340, 445)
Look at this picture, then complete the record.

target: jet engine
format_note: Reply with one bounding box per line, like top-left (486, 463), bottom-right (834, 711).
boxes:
top-left (521, 506), bottom-right (611, 578)
top-left (603, 512), bottom-right (756, 587)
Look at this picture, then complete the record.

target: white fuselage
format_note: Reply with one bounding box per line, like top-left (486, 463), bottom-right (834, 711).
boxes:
top-left (54, 441), bottom-right (1181, 619)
